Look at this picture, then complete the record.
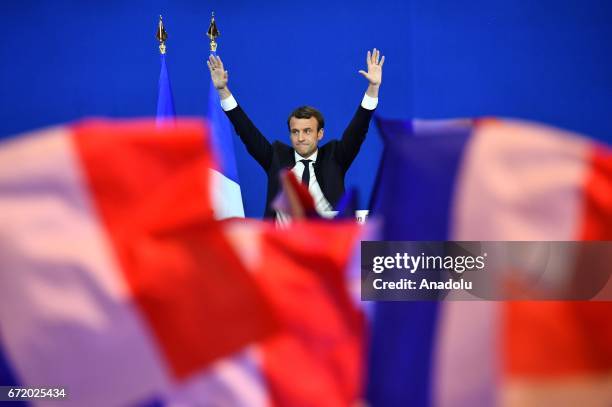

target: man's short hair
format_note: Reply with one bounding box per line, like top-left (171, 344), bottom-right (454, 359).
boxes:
top-left (287, 106), bottom-right (325, 132)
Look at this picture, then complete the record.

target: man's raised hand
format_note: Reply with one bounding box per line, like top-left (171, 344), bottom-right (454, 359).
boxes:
top-left (358, 48), bottom-right (384, 87)
top-left (207, 55), bottom-right (228, 90)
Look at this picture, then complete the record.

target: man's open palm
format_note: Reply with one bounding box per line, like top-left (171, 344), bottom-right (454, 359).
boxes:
top-left (207, 55), bottom-right (228, 90)
top-left (358, 48), bottom-right (384, 86)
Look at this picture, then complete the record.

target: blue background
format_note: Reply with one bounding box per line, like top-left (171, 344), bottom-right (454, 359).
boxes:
top-left (1, 0), bottom-right (611, 218)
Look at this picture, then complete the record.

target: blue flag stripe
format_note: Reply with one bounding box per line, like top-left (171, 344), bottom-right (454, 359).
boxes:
top-left (207, 79), bottom-right (240, 183)
top-left (156, 54), bottom-right (176, 121)
top-left (366, 302), bottom-right (440, 407)
top-left (0, 339), bottom-right (20, 387)
top-left (370, 119), bottom-right (472, 240)
top-left (366, 119), bottom-right (473, 406)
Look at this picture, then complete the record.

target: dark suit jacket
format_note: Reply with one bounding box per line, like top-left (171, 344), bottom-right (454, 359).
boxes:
top-left (224, 103), bottom-right (375, 218)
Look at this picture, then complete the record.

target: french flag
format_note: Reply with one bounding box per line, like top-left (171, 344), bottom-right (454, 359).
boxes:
top-left (0, 119), bottom-right (365, 406)
top-left (368, 117), bottom-right (612, 406)
top-left (205, 48), bottom-right (244, 219)
top-left (156, 47), bottom-right (244, 219)
top-left (207, 79), bottom-right (245, 219)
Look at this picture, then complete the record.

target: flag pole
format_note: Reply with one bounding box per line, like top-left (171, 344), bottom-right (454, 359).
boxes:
top-left (206, 12), bottom-right (220, 55)
top-left (156, 15), bottom-right (167, 55)
top-left (204, 12), bottom-right (246, 218)
top-left (155, 14), bottom-right (176, 123)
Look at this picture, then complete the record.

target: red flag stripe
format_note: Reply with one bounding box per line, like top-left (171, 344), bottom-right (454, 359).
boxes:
top-left (71, 119), bottom-right (277, 380)
top-left (253, 221), bottom-right (365, 406)
top-left (505, 145), bottom-right (612, 377)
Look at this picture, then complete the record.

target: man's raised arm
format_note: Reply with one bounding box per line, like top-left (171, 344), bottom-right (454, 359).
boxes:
top-left (207, 55), bottom-right (273, 170)
top-left (337, 48), bottom-right (385, 169)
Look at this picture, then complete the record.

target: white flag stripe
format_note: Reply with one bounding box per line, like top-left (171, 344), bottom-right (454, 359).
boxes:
top-left (452, 120), bottom-right (590, 241)
top-left (164, 347), bottom-right (269, 407)
top-left (211, 168), bottom-right (245, 219)
top-left (433, 302), bottom-right (501, 407)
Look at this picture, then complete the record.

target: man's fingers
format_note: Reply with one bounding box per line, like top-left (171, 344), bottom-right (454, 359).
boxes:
top-left (366, 50), bottom-right (371, 67)
top-left (211, 55), bottom-right (221, 70)
top-left (209, 55), bottom-right (222, 69)
top-left (215, 55), bottom-right (224, 70)
top-left (379, 55), bottom-right (385, 67)
top-left (358, 70), bottom-right (368, 78)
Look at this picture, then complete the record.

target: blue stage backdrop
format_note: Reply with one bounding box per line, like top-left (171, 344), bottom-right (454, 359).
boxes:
top-left (1, 0), bottom-right (611, 217)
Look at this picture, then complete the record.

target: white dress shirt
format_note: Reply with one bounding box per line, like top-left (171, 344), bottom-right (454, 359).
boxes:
top-left (292, 149), bottom-right (333, 211)
top-left (276, 149), bottom-right (335, 226)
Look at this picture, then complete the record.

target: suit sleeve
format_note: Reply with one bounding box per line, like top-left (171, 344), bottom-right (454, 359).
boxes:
top-left (335, 105), bottom-right (375, 170)
top-left (224, 105), bottom-right (273, 170)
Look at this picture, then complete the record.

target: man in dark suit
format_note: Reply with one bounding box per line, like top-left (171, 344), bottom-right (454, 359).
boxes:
top-left (207, 49), bottom-right (384, 219)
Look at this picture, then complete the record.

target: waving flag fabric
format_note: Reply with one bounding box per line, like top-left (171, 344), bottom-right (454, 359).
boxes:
top-left (368, 117), bottom-right (612, 406)
top-left (0, 119), bottom-right (364, 406)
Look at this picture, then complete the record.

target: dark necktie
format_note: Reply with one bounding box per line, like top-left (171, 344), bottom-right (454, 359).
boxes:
top-left (300, 159), bottom-right (312, 187)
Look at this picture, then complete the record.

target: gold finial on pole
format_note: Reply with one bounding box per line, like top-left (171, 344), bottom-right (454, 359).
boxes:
top-left (206, 12), bottom-right (220, 52)
top-left (156, 15), bottom-right (168, 54)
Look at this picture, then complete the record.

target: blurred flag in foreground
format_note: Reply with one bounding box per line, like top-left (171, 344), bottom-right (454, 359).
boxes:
top-left (0, 119), bottom-right (364, 406)
top-left (368, 117), bottom-right (612, 406)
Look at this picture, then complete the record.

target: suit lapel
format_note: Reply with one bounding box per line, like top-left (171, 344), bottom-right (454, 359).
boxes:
top-left (313, 147), bottom-right (326, 193)
top-left (280, 145), bottom-right (295, 169)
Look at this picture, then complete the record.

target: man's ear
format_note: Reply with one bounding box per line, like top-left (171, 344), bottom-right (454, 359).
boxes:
top-left (318, 128), bottom-right (324, 141)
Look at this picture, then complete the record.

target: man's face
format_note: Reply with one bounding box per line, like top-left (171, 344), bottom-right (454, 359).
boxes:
top-left (289, 116), bottom-right (324, 158)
